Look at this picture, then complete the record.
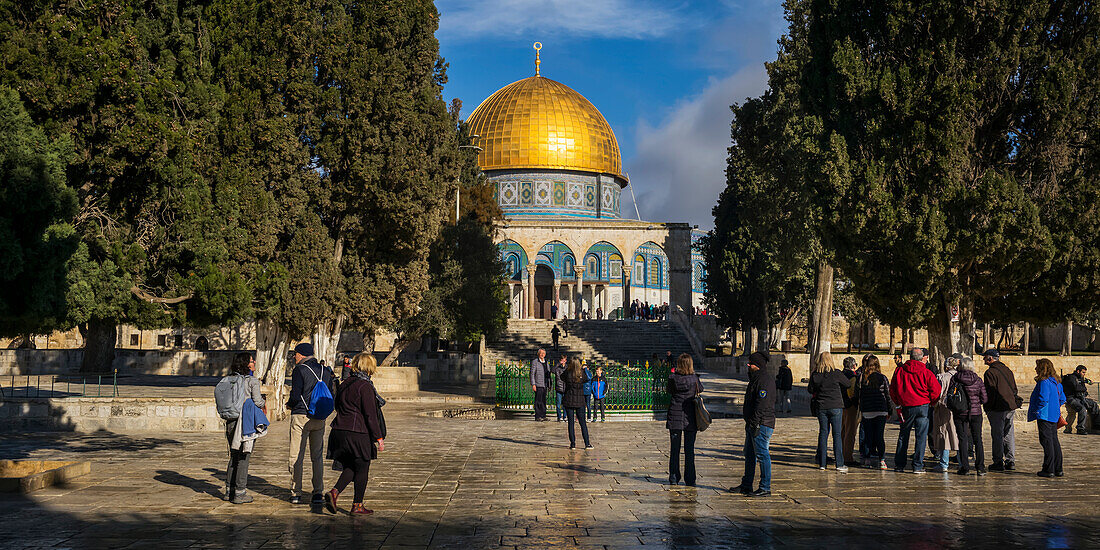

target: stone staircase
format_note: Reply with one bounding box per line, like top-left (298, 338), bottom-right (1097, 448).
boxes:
top-left (484, 319), bottom-right (696, 366)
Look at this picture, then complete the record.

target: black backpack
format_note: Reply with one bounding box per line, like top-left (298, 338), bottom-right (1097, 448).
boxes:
top-left (945, 377), bottom-right (969, 414)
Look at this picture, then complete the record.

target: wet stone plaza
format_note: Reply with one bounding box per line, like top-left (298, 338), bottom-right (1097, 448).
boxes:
top-left (4, 386), bottom-right (1100, 549)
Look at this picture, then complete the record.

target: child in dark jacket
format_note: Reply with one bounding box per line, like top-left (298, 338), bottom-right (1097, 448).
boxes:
top-left (590, 367), bottom-right (608, 421)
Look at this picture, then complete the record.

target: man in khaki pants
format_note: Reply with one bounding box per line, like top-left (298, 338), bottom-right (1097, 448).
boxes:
top-left (286, 343), bottom-right (334, 505)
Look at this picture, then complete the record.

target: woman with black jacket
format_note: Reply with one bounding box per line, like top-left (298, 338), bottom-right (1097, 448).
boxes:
top-left (666, 354), bottom-right (703, 485)
top-left (808, 352), bottom-right (853, 471)
top-left (324, 352), bottom-right (384, 516)
top-left (562, 358), bottom-right (592, 449)
top-left (857, 354), bottom-right (892, 469)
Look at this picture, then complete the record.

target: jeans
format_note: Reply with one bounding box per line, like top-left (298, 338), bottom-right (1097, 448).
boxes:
top-left (986, 410), bottom-right (1016, 466)
top-left (777, 390), bottom-right (791, 413)
top-left (584, 394), bottom-right (593, 420)
top-left (894, 404), bottom-right (930, 471)
top-left (816, 408), bottom-right (844, 468)
top-left (742, 424), bottom-right (773, 492)
top-left (534, 387), bottom-right (548, 420)
top-left (669, 429), bottom-right (697, 484)
top-left (289, 414), bottom-right (326, 497)
top-left (555, 392), bottom-right (565, 421)
top-left (954, 414), bottom-right (984, 471)
top-left (225, 419), bottom-right (250, 498)
top-left (1037, 419), bottom-right (1063, 474)
top-left (592, 397), bottom-right (606, 421)
top-left (565, 407), bottom-right (590, 447)
top-left (861, 415), bottom-right (888, 461)
top-left (1067, 397), bottom-right (1099, 430)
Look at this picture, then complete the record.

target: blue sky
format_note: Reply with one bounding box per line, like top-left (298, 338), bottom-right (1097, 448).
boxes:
top-left (436, 0), bottom-right (788, 228)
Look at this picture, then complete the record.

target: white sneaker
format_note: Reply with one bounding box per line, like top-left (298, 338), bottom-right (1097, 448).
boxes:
top-left (837, 466), bottom-right (849, 473)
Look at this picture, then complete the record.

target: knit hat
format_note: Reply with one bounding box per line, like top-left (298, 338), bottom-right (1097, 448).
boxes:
top-left (748, 351), bottom-right (770, 369)
top-left (293, 342), bottom-right (315, 357)
top-left (982, 348), bottom-right (1000, 359)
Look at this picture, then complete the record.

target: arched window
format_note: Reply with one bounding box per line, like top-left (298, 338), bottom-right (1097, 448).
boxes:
top-left (586, 254), bottom-right (599, 278)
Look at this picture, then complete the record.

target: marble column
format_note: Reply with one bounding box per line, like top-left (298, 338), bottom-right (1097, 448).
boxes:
top-left (622, 273), bottom-right (631, 318)
top-left (574, 266), bottom-right (585, 320)
top-left (507, 283), bottom-right (515, 318)
top-left (520, 282), bottom-right (528, 318)
top-left (526, 264), bottom-right (537, 319)
top-left (566, 283), bottom-right (575, 318)
top-left (552, 279), bottom-right (561, 319)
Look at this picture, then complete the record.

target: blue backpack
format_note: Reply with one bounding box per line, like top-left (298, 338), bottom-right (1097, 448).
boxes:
top-left (301, 364), bottom-right (335, 419)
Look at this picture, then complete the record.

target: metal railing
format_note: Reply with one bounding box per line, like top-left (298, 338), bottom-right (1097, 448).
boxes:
top-left (495, 360), bottom-right (670, 412)
top-left (0, 371), bottom-right (119, 398)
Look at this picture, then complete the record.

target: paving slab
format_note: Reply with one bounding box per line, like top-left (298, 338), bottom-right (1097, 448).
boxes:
top-left (3, 371), bottom-right (1100, 549)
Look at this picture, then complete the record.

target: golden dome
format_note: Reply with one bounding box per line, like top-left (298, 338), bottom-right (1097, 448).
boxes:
top-left (466, 76), bottom-right (626, 182)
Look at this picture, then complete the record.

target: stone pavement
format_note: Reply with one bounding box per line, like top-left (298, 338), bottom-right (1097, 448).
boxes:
top-left (4, 391), bottom-right (1100, 548)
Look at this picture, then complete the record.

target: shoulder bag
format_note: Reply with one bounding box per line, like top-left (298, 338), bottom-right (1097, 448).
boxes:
top-left (693, 378), bottom-right (712, 432)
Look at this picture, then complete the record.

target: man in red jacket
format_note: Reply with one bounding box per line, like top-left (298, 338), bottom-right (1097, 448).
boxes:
top-left (890, 348), bottom-right (942, 473)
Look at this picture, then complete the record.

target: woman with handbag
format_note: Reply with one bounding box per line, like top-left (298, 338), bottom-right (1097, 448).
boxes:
top-left (324, 352), bottom-right (385, 515)
top-left (666, 353), bottom-right (703, 486)
top-left (951, 356), bottom-right (988, 475)
top-left (1028, 358), bottom-right (1067, 477)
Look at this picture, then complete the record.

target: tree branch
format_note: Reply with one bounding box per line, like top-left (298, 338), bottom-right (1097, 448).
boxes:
top-left (130, 286), bottom-right (193, 304)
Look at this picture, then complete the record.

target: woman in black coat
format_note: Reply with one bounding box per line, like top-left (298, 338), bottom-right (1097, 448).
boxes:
top-left (324, 352), bottom-right (384, 516)
top-left (667, 353), bottom-right (703, 485)
top-left (562, 358), bottom-right (592, 449)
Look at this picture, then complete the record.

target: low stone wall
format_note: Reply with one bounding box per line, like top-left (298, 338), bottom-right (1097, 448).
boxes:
top-left (0, 397), bottom-right (223, 433)
top-left (707, 353), bottom-right (1100, 387)
top-left (0, 349), bottom-right (242, 377)
top-left (372, 367), bottom-right (421, 394)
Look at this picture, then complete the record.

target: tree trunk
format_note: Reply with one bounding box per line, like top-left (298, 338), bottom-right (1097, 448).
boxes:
top-left (1022, 322), bottom-right (1030, 355)
top-left (79, 318), bottom-right (117, 373)
top-left (983, 323), bottom-right (992, 350)
top-left (955, 301), bottom-right (976, 357)
top-left (381, 335), bottom-right (423, 367)
top-left (255, 319), bottom-right (290, 421)
top-left (1061, 321), bottom-right (1073, 356)
top-left (756, 299), bottom-right (770, 352)
top-left (901, 327), bottom-right (910, 353)
top-left (807, 261), bottom-right (835, 359)
top-left (889, 326), bottom-right (896, 354)
top-left (927, 298), bottom-right (961, 370)
top-left (312, 313), bottom-right (345, 369)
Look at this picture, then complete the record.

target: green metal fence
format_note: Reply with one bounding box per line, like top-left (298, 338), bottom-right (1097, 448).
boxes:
top-left (495, 360), bottom-right (670, 412)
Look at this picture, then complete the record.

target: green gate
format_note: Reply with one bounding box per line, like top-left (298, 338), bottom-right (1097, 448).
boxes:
top-left (495, 360), bottom-right (671, 413)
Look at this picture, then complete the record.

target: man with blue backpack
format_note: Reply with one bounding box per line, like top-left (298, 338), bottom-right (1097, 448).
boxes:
top-left (286, 342), bottom-right (335, 506)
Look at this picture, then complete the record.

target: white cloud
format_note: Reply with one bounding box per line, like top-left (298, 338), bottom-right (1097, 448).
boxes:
top-left (623, 64), bottom-right (770, 230)
top-left (436, 0), bottom-right (689, 40)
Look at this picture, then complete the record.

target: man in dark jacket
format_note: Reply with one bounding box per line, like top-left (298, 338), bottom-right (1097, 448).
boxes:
top-left (734, 351), bottom-right (776, 497)
top-left (776, 360), bottom-right (793, 414)
top-left (1063, 365), bottom-right (1098, 434)
top-left (286, 342), bottom-right (335, 505)
top-left (982, 349), bottom-right (1020, 471)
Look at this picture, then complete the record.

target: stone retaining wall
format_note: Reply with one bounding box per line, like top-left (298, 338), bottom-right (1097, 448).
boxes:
top-left (0, 397), bottom-right (223, 432)
top-left (0, 349), bottom-right (242, 377)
